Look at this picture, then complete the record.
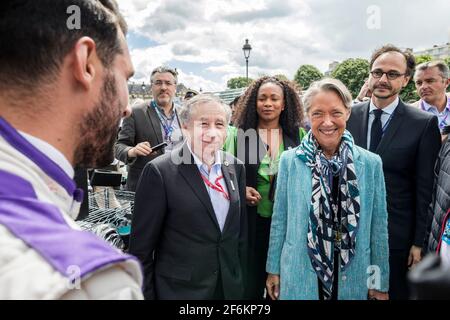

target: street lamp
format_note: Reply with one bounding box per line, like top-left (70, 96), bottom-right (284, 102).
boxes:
top-left (141, 82), bottom-right (146, 99)
top-left (242, 39), bottom-right (252, 82)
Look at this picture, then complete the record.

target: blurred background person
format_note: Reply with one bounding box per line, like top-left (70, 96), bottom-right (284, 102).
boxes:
top-left (353, 79), bottom-right (372, 104)
top-left (266, 78), bottom-right (389, 300)
top-left (183, 89), bottom-right (199, 101)
top-left (228, 95), bottom-right (241, 125)
top-left (412, 61), bottom-right (450, 138)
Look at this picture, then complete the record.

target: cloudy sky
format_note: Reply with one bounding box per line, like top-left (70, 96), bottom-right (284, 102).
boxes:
top-left (117, 0), bottom-right (450, 92)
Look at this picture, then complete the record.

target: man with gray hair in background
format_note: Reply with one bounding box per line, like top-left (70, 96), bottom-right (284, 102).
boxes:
top-left (412, 60), bottom-right (450, 137)
top-left (115, 66), bottom-right (184, 191)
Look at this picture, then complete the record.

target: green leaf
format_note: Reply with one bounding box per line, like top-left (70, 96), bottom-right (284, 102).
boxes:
top-left (294, 65), bottom-right (323, 90)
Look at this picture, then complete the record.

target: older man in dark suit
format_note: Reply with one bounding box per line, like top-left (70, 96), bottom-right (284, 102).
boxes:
top-left (129, 94), bottom-right (248, 300)
top-left (347, 44), bottom-right (441, 299)
top-left (114, 66), bottom-right (184, 191)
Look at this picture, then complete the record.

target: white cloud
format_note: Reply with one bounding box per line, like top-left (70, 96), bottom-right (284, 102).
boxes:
top-left (117, 0), bottom-right (450, 91)
top-left (128, 45), bottom-right (222, 91)
top-left (206, 64), bottom-right (240, 74)
top-left (129, 45), bottom-right (174, 81)
top-left (177, 69), bottom-right (223, 92)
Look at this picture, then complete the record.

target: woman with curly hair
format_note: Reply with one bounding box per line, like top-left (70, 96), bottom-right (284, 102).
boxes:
top-left (224, 76), bottom-right (307, 299)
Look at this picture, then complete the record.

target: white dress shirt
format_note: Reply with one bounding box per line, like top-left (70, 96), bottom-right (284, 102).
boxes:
top-left (188, 144), bottom-right (230, 232)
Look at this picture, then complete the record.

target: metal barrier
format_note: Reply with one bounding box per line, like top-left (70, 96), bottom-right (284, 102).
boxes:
top-left (77, 188), bottom-right (135, 251)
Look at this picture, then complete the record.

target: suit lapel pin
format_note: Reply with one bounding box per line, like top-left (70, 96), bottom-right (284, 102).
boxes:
top-left (230, 180), bottom-right (236, 191)
top-left (224, 160), bottom-right (229, 167)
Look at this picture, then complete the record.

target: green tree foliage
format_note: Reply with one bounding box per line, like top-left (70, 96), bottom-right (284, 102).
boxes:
top-left (294, 65), bottom-right (323, 90)
top-left (331, 58), bottom-right (370, 98)
top-left (227, 77), bottom-right (253, 89)
top-left (273, 74), bottom-right (289, 81)
top-left (415, 54), bottom-right (433, 65)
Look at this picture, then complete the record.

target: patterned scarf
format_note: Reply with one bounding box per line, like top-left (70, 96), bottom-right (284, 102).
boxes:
top-left (296, 130), bottom-right (360, 300)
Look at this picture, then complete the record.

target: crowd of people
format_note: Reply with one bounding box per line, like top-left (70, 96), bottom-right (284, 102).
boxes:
top-left (1, 0), bottom-right (450, 300)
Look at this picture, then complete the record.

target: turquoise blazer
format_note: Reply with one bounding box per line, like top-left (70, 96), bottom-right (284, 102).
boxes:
top-left (266, 145), bottom-right (389, 300)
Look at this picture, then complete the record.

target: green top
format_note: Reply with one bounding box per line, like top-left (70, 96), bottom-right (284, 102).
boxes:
top-left (256, 141), bottom-right (284, 217)
top-left (223, 126), bottom-right (307, 218)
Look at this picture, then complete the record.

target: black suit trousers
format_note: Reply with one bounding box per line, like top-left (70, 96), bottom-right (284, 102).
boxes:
top-left (389, 249), bottom-right (410, 300)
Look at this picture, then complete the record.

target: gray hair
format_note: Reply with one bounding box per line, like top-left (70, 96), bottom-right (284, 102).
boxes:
top-left (414, 60), bottom-right (450, 79)
top-left (150, 66), bottom-right (178, 84)
top-left (178, 94), bottom-right (231, 125)
top-left (302, 78), bottom-right (353, 113)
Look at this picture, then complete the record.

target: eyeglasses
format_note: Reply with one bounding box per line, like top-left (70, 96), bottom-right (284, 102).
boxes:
top-left (370, 70), bottom-right (406, 80)
top-left (152, 80), bottom-right (176, 87)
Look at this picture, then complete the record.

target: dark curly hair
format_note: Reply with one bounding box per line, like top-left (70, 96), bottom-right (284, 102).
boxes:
top-left (232, 76), bottom-right (305, 138)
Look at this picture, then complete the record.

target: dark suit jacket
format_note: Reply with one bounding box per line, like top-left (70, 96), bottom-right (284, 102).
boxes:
top-left (114, 101), bottom-right (165, 191)
top-left (129, 143), bottom-right (248, 300)
top-left (347, 100), bottom-right (441, 250)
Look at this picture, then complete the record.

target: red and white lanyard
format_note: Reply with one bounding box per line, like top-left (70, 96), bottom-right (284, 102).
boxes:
top-left (200, 172), bottom-right (230, 201)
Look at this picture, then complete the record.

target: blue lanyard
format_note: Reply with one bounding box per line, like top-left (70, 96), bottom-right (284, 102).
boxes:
top-left (151, 101), bottom-right (176, 140)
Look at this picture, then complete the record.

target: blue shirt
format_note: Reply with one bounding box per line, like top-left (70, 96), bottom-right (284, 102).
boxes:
top-left (420, 96), bottom-right (450, 133)
top-left (188, 144), bottom-right (230, 232)
top-left (367, 97), bottom-right (399, 149)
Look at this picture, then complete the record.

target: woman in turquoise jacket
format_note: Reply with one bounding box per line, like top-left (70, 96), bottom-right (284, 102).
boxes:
top-left (266, 78), bottom-right (389, 300)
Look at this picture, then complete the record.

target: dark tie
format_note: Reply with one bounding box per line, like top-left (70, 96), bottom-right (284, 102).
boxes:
top-left (369, 109), bottom-right (383, 152)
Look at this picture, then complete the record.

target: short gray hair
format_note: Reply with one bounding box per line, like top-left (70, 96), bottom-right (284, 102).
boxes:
top-left (414, 60), bottom-right (450, 79)
top-left (150, 66), bottom-right (178, 84)
top-left (302, 78), bottom-right (353, 113)
top-left (178, 94), bottom-right (231, 125)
